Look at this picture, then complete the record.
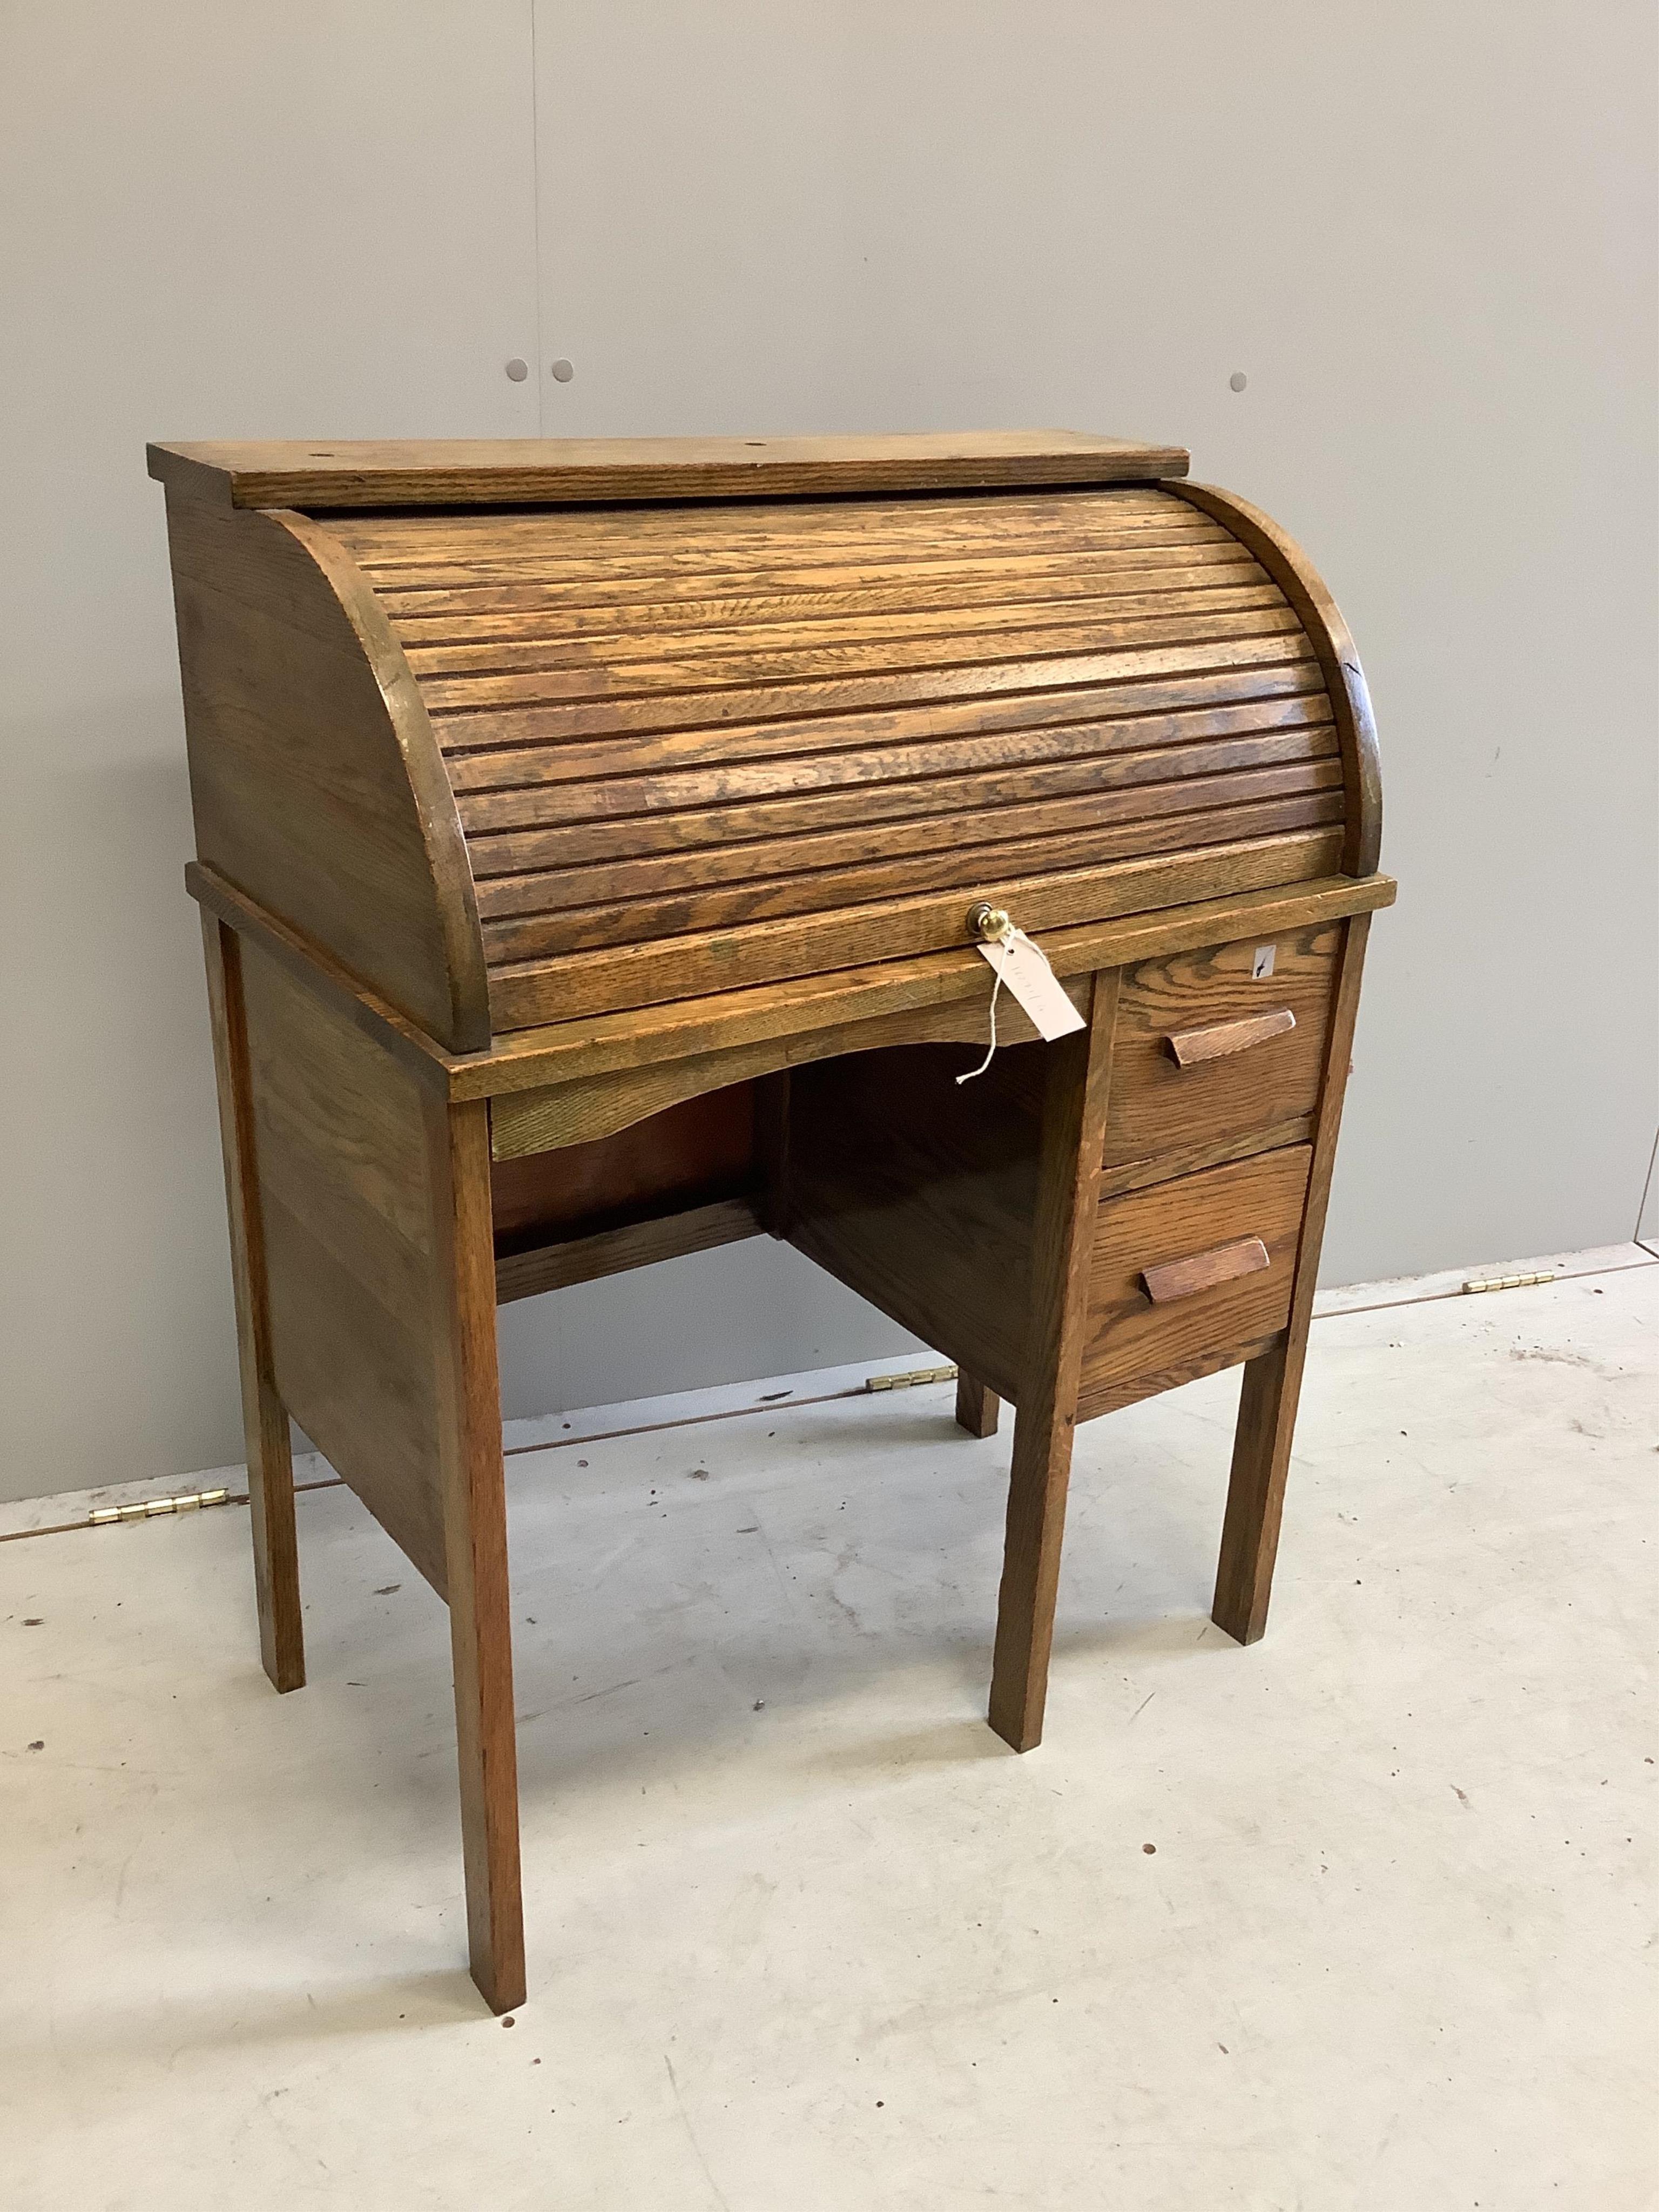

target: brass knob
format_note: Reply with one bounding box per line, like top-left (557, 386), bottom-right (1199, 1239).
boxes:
top-left (968, 902), bottom-right (1011, 942)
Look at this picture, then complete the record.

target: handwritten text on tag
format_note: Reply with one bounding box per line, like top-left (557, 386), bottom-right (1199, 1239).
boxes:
top-left (974, 933), bottom-right (1084, 1041)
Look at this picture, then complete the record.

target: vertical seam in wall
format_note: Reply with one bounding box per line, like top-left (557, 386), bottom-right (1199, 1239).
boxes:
top-left (1635, 1121), bottom-right (1659, 1240)
top-left (529, 0), bottom-right (545, 437)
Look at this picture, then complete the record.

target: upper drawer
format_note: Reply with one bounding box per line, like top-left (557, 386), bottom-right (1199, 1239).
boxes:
top-left (1102, 921), bottom-right (1340, 1188)
top-left (322, 489), bottom-right (1348, 1030)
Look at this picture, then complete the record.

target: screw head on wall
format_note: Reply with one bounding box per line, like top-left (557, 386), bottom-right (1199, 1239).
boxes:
top-left (1229, 371), bottom-right (1249, 392)
top-left (504, 358), bottom-right (529, 382)
top-left (550, 359), bottom-right (575, 383)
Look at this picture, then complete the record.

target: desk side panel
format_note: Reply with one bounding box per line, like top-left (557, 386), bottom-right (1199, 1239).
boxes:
top-left (166, 497), bottom-right (490, 1051)
top-left (239, 938), bottom-right (455, 1592)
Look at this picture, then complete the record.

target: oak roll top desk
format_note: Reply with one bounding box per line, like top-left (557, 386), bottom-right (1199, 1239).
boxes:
top-left (149, 431), bottom-right (1394, 2012)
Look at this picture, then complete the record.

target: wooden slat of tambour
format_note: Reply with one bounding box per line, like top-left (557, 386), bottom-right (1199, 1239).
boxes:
top-left (397, 571), bottom-right (1279, 664)
top-left (369, 541), bottom-right (1258, 623)
top-left (328, 485), bottom-right (1196, 550)
top-left (345, 515), bottom-right (1208, 566)
top-left (328, 476), bottom-right (1187, 530)
top-left (326, 488), bottom-right (1210, 564)
top-left (344, 516), bottom-right (1226, 583)
top-left (446, 659), bottom-right (1327, 807)
top-left (476, 758), bottom-right (1344, 930)
top-left (347, 521), bottom-right (1227, 584)
top-left (436, 635), bottom-right (1321, 758)
top-left (400, 582), bottom-right (1286, 678)
top-left (467, 712), bottom-right (1338, 878)
top-left (484, 827), bottom-right (1347, 1031)
top-left (478, 785), bottom-right (1346, 961)
top-left (413, 606), bottom-right (1305, 713)
top-left (349, 536), bottom-right (1225, 602)
top-left (335, 493), bottom-right (1219, 557)
top-left (355, 493), bottom-right (1209, 537)
top-left (380, 558), bottom-right (1266, 649)
top-left (470, 726), bottom-right (1340, 896)
top-left (360, 544), bottom-right (1227, 611)
top-left (320, 481), bottom-right (1352, 1026)
top-left (380, 538), bottom-right (1238, 631)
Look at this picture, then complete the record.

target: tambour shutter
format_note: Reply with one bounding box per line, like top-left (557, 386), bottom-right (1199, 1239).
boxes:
top-left (322, 484), bottom-right (1348, 1033)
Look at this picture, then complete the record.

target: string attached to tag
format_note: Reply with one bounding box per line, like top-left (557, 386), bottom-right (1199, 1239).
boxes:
top-left (956, 903), bottom-right (1086, 1084)
top-left (956, 911), bottom-right (1018, 1084)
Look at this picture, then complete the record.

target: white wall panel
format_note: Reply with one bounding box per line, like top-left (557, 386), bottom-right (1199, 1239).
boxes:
top-left (532, 0), bottom-right (1659, 1292)
top-left (1, 2), bottom-right (1653, 1499)
top-left (0, 3), bottom-right (541, 1500)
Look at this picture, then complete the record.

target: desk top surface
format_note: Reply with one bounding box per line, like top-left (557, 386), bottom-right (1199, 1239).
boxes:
top-left (147, 430), bottom-right (1191, 511)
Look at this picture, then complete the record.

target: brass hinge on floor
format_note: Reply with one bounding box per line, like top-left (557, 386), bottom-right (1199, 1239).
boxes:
top-left (89, 1487), bottom-right (232, 1527)
top-left (865, 1364), bottom-right (959, 1392)
top-left (1461, 1270), bottom-right (1556, 1296)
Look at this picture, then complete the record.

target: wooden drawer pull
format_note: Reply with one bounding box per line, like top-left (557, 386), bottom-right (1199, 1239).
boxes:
top-left (1165, 1007), bottom-right (1296, 1067)
top-left (1141, 1236), bottom-right (1271, 1305)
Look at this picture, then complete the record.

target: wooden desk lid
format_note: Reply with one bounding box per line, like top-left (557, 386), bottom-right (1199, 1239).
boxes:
top-left (146, 430), bottom-right (1189, 511)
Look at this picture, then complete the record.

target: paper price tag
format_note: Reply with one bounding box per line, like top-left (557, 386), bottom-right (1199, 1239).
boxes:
top-left (975, 933), bottom-right (1085, 1041)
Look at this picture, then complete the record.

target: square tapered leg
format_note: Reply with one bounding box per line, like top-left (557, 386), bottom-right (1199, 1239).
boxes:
top-left (426, 1094), bottom-right (525, 2014)
top-left (955, 1372), bottom-right (1001, 1438)
top-left (988, 975), bottom-right (1120, 1751)
top-left (200, 915), bottom-right (304, 1693)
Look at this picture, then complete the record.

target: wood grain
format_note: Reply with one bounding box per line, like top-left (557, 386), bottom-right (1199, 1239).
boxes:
top-left (485, 828), bottom-right (1348, 1031)
top-left (1169, 482), bottom-right (1382, 878)
top-left (488, 977), bottom-right (1082, 1157)
top-left (189, 854), bottom-right (1395, 1108)
top-left (785, 1043), bottom-right (1045, 1403)
top-left (495, 1197), bottom-right (761, 1303)
top-left (302, 482), bottom-right (1354, 1029)
top-left (1096, 1114), bottom-right (1314, 1202)
top-left (988, 974), bottom-right (1121, 1752)
top-left (1103, 922), bottom-right (1340, 1174)
top-left (490, 1084), bottom-right (756, 1243)
top-left (1166, 1007), bottom-right (1296, 1067)
top-left (1078, 1146), bottom-right (1311, 1419)
top-left (239, 940), bottom-right (451, 1593)
top-left (425, 1091), bottom-right (524, 2015)
top-left (1142, 1236), bottom-right (1270, 1305)
top-left (379, 538), bottom-right (1259, 625)
top-left (200, 917), bottom-right (304, 1694)
top-left (336, 482), bottom-right (1205, 563)
top-left (752, 1070), bottom-right (792, 1239)
top-left (1212, 916), bottom-right (1373, 1644)
top-left (955, 1374), bottom-right (1002, 1439)
top-left (165, 496), bottom-right (489, 1050)
top-left (476, 783), bottom-right (1344, 967)
top-left (147, 430), bottom-right (1190, 510)
top-left (459, 703), bottom-right (1337, 866)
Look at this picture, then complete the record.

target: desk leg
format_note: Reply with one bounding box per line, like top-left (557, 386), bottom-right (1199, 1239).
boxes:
top-left (1213, 915), bottom-right (1371, 1645)
top-left (200, 916), bottom-right (304, 1694)
top-left (988, 974), bottom-right (1119, 1752)
top-left (955, 1373), bottom-right (1001, 1438)
top-left (427, 1095), bottom-right (525, 2015)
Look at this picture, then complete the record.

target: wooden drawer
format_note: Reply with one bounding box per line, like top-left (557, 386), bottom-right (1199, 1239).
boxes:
top-left (1102, 923), bottom-right (1340, 1194)
top-left (1078, 1144), bottom-right (1311, 1417)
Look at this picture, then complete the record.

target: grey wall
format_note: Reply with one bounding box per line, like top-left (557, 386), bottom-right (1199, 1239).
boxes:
top-left (2, 1), bottom-right (1654, 1499)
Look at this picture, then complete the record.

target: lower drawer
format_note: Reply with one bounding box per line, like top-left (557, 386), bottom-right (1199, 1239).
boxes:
top-left (1078, 1144), bottom-right (1311, 1417)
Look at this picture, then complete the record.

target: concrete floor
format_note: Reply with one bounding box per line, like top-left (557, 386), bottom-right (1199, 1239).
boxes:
top-left (3, 1255), bottom-right (1655, 2211)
